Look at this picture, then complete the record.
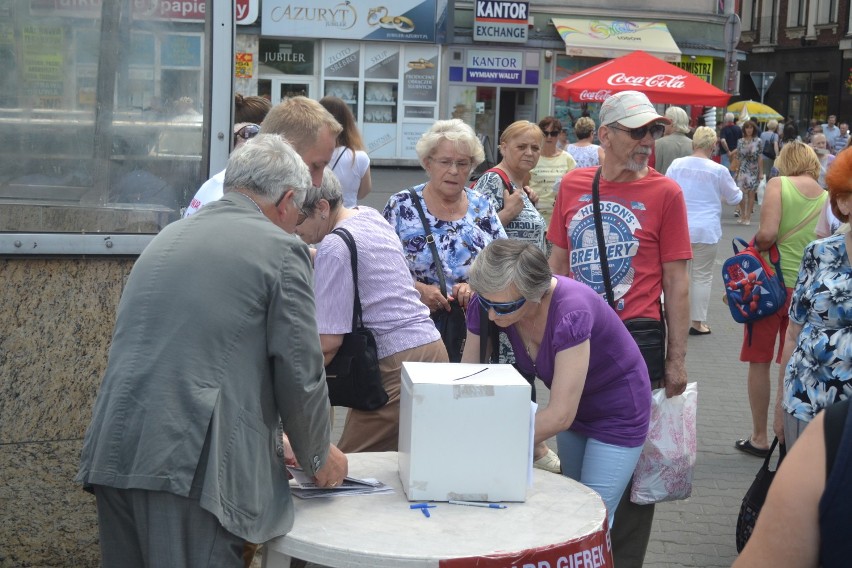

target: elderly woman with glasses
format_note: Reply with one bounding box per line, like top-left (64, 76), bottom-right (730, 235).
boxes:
top-left (462, 239), bottom-right (651, 528)
top-left (295, 169), bottom-right (448, 453)
top-left (383, 119), bottom-right (506, 359)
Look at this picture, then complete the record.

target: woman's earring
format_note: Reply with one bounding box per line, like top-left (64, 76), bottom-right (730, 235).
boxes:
top-left (321, 215), bottom-right (327, 220)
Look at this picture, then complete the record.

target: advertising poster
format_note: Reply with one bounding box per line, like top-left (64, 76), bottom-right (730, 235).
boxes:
top-left (259, 39), bottom-right (314, 75)
top-left (263, 0), bottom-right (437, 43)
top-left (365, 44), bottom-right (400, 80)
top-left (403, 46), bottom-right (438, 102)
top-left (235, 52), bottom-right (253, 78)
top-left (22, 25), bottom-right (64, 107)
top-left (324, 41), bottom-right (360, 78)
top-left (162, 34), bottom-right (202, 67)
top-left (401, 122), bottom-right (431, 159)
top-left (363, 123), bottom-right (397, 159)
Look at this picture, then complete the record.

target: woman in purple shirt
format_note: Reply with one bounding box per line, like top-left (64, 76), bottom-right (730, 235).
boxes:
top-left (295, 169), bottom-right (448, 453)
top-left (462, 239), bottom-right (651, 527)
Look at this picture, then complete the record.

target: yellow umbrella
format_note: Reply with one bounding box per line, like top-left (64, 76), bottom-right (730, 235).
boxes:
top-left (727, 100), bottom-right (783, 121)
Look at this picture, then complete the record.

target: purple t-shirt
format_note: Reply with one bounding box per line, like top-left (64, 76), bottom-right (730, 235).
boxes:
top-left (467, 275), bottom-right (651, 447)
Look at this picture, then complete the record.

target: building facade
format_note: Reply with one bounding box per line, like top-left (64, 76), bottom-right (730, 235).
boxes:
top-left (736, 0), bottom-right (852, 131)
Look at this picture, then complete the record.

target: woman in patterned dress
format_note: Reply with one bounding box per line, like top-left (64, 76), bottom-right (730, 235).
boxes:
top-left (733, 120), bottom-right (764, 225)
top-left (773, 147), bottom-right (852, 449)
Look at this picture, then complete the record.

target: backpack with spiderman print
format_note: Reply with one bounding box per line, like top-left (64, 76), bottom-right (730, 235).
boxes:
top-left (721, 238), bottom-right (786, 344)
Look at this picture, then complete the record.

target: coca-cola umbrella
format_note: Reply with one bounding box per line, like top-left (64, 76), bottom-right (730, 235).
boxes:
top-left (553, 50), bottom-right (731, 107)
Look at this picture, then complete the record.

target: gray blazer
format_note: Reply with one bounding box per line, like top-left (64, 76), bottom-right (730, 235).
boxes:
top-left (76, 193), bottom-right (331, 543)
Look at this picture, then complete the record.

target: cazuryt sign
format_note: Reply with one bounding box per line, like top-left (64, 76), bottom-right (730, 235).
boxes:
top-left (473, 0), bottom-right (529, 43)
top-left (262, 0), bottom-right (437, 43)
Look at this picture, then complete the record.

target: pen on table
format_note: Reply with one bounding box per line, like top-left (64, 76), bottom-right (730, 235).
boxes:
top-left (448, 500), bottom-right (507, 509)
top-left (409, 503), bottom-right (437, 509)
top-left (421, 507), bottom-right (431, 518)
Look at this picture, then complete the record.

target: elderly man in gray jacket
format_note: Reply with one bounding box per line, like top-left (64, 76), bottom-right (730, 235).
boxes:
top-left (76, 134), bottom-right (348, 567)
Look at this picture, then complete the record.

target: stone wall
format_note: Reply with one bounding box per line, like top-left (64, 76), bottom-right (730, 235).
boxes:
top-left (0, 258), bottom-right (134, 567)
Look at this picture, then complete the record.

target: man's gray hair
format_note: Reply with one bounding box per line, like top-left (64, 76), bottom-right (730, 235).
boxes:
top-left (724, 112), bottom-right (735, 123)
top-left (665, 107), bottom-right (690, 134)
top-left (223, 134), bottom-right (311, 206)
top-left (469, 240), bottom-right (552, 302)
top-left (301, 167), bottom-right (343, 213)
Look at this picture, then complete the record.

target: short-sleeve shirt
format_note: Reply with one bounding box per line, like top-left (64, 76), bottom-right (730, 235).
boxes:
top-left (547, 167), bottom-right (692, 320)
top-left (528, 153), bottom-right (576, 217)
top-left (330, 147), bottom-right (370, 208)
top-left (784, 234), bottom-right (852, 422)
top-left (383, 183), bottom-right (507, 290)
top-left (472, 170), bottom-right (546, 250)
top-left (313, 208), bottom-right (440, 360)
top-left (720, 123), bottom-right (742, 155)
top-left (467, 276), bottom-right (651, 447)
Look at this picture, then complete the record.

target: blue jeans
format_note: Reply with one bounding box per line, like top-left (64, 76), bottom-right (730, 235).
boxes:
top-left (557, 430), bottom-right (644, 529)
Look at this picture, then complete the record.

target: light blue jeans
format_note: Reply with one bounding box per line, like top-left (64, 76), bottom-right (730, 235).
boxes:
top-left (557, 430), bottom-right (644, 529)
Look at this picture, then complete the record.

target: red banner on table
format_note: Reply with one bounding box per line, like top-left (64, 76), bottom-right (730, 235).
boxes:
top-left (439, 520), bottom-right (611, 568)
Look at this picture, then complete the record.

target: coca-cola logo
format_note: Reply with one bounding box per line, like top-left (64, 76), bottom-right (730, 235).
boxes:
top-left (579, 89), bottom-right (612, 102)
top-left (607, 73), bottom-right (687, 89)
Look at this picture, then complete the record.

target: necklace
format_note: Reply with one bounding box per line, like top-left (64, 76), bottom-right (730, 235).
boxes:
top-left (428, 184), bottom-right (464, 216)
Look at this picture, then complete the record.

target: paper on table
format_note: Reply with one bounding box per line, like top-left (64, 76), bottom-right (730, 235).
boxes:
top-left (529, 401), bottom-right (537, 487)
top-left (287, 466), bottom-right (394, 499)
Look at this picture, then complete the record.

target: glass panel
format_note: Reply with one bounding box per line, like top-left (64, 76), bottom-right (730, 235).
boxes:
top-left (278, 82), bottom-right (310, 100)
top-left (0, 1), bottom-right (209, 233)
top-left (324, 80), bottom-right (358, 119)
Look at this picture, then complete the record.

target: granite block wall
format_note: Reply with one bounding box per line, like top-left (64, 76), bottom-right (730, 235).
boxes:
top-left (0, 258), bottom-right (134, 567)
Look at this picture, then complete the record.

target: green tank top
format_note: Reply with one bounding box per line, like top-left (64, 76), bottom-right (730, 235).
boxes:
top-left (777, 176), bottom-right (826, 286)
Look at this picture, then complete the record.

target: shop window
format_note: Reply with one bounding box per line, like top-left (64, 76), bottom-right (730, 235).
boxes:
top-left (787, 71), bottom-right (829, 130)
top-left (0, 1), bottom-right (211, 238)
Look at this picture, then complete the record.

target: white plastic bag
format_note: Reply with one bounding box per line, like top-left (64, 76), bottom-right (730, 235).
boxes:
top-left (630, 383), bottom-right (697, 505)
top-left (756, 175), bottom-right (767, 205)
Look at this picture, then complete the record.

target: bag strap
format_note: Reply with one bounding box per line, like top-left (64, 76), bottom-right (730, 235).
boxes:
top-left (331, 227), bottom-right (364, 330)
top-left (777, 205), bottom-right (822, 244)
top-left (478, 300), bottom-right (500, 364)
top-left (485, 167), bottom-right (516, 194)
top-left (407, 187), bottom-right (449, 298)
top-left (330, 148), bottom-right (345, 172)
top-left (590, 167), bottom-right (616, 308)
top-left (761, 437), bottom-right (787, 471)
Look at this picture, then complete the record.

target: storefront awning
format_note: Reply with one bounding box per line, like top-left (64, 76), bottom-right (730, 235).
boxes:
top-left (551, 18), bottom-right (681, 62)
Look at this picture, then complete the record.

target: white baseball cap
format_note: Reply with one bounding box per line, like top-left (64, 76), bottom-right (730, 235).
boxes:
top-left (599, 91), bottom-right (671, 128)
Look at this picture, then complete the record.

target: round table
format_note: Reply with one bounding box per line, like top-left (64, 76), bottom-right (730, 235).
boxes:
top-left (262, 452), bottom-right (610, 568)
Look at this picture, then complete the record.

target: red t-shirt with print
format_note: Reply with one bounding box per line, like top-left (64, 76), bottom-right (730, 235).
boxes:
top-left (547, 167), bottom-right (692, 321)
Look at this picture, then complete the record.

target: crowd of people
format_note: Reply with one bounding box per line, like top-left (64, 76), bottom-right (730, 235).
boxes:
top-left (76, 90), bottom-right (852, 568)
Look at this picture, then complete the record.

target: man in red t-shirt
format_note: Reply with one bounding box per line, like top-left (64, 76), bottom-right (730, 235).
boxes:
top-left (547, 90), bottom-right (692, 568)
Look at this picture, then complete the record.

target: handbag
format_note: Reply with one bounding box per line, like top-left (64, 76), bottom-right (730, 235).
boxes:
top-left (590, 167), bottom-right (666, 382)
top-left (323, 228), bottom-right (389, 411)
top-left (407, 188), bottom-right (467, 362)
top-left (735, 437), bottom-right (786, 552)
top-left (631, 383), bottom-right (698, 504)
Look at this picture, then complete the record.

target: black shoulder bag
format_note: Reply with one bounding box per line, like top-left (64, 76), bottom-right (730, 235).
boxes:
top-left (591, 166), bottom-right (667, 383)
top-left (407, 188), bottom-right (467, 362)
top-left (323, 227), bottom-right (389, 411)
top-left (735, 437), bottom-right (786, 551)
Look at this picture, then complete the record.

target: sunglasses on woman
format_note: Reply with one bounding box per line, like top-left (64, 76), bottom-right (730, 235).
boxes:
top-left (478, 295), bottom-right (527, 316)
top-left (233, 123), bottom-right (260, 146)
top-left (608, 123), bottom-right (666, 141)
top-left (542, 128), bottom-right (562, 138)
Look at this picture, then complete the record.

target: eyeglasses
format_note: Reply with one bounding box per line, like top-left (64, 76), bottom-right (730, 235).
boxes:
top-left (295, 204), bottom-right (312, 226)
top-left (608, 123), bottom-right (666, 141)
top-left (430, 157), bottom-right (473, 172)
top-left (478, 295), bottom-right (527, 316)
top-left (542, 129), bottom-right (562, 138)
top-left (233, 123), bottom-right (260, 146)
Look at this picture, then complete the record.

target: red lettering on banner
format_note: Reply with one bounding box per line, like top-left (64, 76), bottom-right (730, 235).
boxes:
top-left (438, 521), bottom-right (610, 568)
top-left (606, 73), bottom-right (686, 89)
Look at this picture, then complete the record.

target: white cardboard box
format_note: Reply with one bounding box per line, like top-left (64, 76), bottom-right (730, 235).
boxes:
top-left (398, 362), bottom-right (532, 502)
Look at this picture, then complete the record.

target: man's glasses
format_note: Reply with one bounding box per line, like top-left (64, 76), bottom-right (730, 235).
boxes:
top-left (431, 157), bottom-right (473, 172)
top-left (233, 123), bottom-right (260, 146)
top-left (478, 295), bottom-right (527, 316)
top-left (608, 123), bottom-right (666, 141)
top-left (542, 129), bottom-right (562, 138)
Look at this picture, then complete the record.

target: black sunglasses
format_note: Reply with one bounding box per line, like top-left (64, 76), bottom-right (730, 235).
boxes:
top-left (478, 295), bottom-right (527, 316)
top-left (542, 129), bottom-right (562, 138)
top-left (608, 123), bottom-right (666, 141)
top-left (233, 123), bottom-right (260, 146)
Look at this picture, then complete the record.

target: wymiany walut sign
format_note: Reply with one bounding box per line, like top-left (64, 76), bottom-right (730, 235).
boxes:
top-left (473, 0), bottom-right (529, 43)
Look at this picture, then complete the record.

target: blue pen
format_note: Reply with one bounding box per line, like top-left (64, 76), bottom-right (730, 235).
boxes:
top-left (421, 507), bottom-right (431, 518)
top-left (409, 503), bottom-right (436, 509)
top-left (448, 500), bottom-right (507, 509)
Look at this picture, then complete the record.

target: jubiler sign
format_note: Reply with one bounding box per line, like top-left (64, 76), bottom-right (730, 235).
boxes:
top-left (473, 0), bottom-right (529, 43)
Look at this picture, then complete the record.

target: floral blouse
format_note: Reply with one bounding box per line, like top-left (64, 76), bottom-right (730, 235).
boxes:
top-left (735, 137), bottom-right (764, 192)
top-left (383, 183), bottom-right (507, 291)
top-left (784, 234), bottom-right (852, 422)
